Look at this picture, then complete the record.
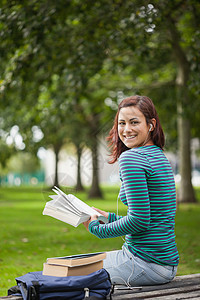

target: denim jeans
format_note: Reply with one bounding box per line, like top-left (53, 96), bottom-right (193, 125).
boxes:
top-left (103, 245), bottom-right (177, 286)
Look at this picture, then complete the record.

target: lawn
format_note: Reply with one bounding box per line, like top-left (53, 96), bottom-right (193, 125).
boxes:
top-left (0, 185), bottom-right (200, 296)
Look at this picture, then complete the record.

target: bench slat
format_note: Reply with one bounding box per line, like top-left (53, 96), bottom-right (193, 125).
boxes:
top-left (112, 273), bottom-right (200, 299)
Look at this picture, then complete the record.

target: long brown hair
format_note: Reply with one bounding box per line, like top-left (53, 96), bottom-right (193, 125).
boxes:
top-left (107, 95), bottom-right (165, 164)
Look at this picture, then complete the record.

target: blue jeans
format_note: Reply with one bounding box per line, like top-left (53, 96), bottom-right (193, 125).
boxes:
top-left (103, 246), bottom-right (177, 286)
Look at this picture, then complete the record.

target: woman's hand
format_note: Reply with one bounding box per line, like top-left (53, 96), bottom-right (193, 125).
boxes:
top-left (92, 207), bottom-right (109, 219)
top-left (83, 215), bottom-right (98, 231)
top-left (83, 208), bottom-right (109, 231)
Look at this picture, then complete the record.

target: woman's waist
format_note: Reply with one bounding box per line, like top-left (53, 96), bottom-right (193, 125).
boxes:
top-left (125, 231), bottom-right (176, 243)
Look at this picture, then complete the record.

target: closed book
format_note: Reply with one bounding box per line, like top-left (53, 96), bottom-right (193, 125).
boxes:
top-left (46, 252), bottom-right (106, 267)
top-left (42, 260), bottom-right (103, 277)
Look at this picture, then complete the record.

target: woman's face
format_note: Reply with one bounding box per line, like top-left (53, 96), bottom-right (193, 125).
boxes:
top-left (118, 106), bottom-right (152, 148)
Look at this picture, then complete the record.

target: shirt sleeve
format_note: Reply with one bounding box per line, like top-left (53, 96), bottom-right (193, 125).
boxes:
top-left (108, 212), bottom-right (124, 222)
top-left (89, 150), bottom-right (152, 239)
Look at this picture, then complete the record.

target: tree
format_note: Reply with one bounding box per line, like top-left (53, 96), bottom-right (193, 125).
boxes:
top-left (149, 0), bottom-right (200, 202)
top-left (0, 138), bottom-right (16, 184)
top-left (7, 152), bottom-right (40, 174)
top-left (1, 0), bottom-right (199, 201)
top-left (85, 0), bottom-right (200, 202)
top-left (0, 0), bottom-right (109, 196)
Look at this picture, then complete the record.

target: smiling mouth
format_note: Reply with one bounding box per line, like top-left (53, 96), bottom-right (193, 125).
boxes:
top-left (124, 135), bottom-right (136, 140)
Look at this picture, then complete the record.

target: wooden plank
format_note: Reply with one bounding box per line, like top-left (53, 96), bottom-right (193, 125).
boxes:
top-left (113, 285), bottom-right (200, 299)
top-left (141, 292), bottom-right (200, 300)
top-left (112, 273), bottom-right (200, 299)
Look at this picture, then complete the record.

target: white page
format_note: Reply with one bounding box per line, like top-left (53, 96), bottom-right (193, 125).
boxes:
top-left (52, 187), bottom-right (70, 201)
top-left (67, 195), bottom-right (108, 223)
top-left (52, 188), bottom-right (81, 214)
top-left (52, 186), bottom-right (108, 224)
top-left (43, 205), bottom-right (89, 227)
top-left (46, 198), bottom-right (82, 216)
top-left (67, 194), bottom-right (102, 217)
top-left (50, 191), bottom-right (81, 215)
top-left (52, 187), bottom-right (93, 215)
top-left (48, 196), bottom-right (72, 211)
top-left (48, 195), bottom-right (71, 211)
top-left (46, 202), bottom-right (84, 217)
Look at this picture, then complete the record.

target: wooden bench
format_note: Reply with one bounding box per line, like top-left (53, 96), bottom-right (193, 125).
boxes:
top-left (1, 273), bottom-right (200, 299)
top-left (113, 273), bottom-right (200, 299)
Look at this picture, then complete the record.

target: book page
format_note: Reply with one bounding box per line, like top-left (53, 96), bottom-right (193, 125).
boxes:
top-left (51, 189), bottom-right (82, 215)
top-left (65, 194), bottom-right (108, 224)
top-left (49, 195), bottom-right (81, 215)
top-left (53, 187), bottom-right (100, 216)
top-left (51, 188), bottom-right (78, 209)
top-left (67, 194), bottom-right (102, 216)
top-left (43, 205), bottom-right (89, 227)
top-left (45, 186), bottom-right (108, 225)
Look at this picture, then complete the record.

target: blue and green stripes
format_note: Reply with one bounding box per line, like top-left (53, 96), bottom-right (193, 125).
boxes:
top-left (89, 145), bottom-right (179, 266)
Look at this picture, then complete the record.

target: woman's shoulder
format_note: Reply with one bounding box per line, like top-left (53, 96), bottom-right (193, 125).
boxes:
top-left (138, 145), bottom-right (163, 156)
top-left (119, 146), bottom-right (164, 169)
top-left (119, 145), bottom-right (162, 160)
top-left (119, 148), bottom-right (146, 164)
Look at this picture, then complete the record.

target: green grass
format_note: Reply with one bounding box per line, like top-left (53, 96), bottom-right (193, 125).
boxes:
top-left (0, 185), bottom-right (200, 296)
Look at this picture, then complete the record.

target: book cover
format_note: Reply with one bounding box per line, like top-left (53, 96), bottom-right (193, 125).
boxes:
top-left (46, 252), bottom-right (106, 267)
top-left (42, 260), bottom-right (103, 277)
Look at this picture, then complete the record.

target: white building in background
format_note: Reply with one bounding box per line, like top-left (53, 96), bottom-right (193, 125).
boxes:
top-left (43, 139), bottom-right (120, 188)
top-left (42, 138), bottom-right (200, 188)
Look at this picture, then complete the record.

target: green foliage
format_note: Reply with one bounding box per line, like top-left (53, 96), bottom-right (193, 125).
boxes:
top-left (0, 0), bottom-right (199, 198)
top-left (0, 186), bottom-right (200, 295)
top-left (6, 152), bottom-right (40, 174)
top-left (0, 138), bottom-right (16, 169)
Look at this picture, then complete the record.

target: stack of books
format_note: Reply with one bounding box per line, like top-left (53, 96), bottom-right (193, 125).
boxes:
top-left (42, 252), bottom-right (106, 277)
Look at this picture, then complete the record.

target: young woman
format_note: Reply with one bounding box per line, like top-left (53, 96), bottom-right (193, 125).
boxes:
top-left (83, 95), bottom-right (179, 286)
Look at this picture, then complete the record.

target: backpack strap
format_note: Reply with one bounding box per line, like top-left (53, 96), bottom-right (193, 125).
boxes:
top-left (83, 286), bottom-right (113, 300)
top-left (28, 281), bottom-right (40, 300)
top-left (7, 285), bottom-right (21, 296)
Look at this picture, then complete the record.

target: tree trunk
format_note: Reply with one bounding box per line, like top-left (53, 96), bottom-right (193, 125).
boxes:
top-left (177, 87), bottom-right (196, 202)
top-left (168, 20), bottom-right (196, 202)
top-left (75, 143), bottom-right (84, 191)
top-left (87, 114), bottom-right (103, 199)
top-left (53, 143), bottom-right (61, 187)
top-left (88, 134), bottom-right (103, 199)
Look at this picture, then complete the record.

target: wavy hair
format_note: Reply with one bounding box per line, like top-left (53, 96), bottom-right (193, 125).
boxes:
top-left (107, 95), bottom-right (165, 164)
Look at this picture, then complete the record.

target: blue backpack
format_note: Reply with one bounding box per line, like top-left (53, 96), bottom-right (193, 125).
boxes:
top-left (8, 269), bottom-right (112, 300)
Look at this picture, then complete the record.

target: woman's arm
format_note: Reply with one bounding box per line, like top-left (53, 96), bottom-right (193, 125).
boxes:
top-left (83, 208), bottom-right (123, 231)
top-left (88, 150), bottom-right (152, 239)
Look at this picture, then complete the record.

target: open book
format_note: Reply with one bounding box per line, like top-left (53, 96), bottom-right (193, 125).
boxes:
top-left (42, 186), bottom-right (108, 227)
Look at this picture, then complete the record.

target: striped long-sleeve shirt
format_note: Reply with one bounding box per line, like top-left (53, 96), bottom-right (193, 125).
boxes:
top-left (89, 145), bottom-right (179, 266)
